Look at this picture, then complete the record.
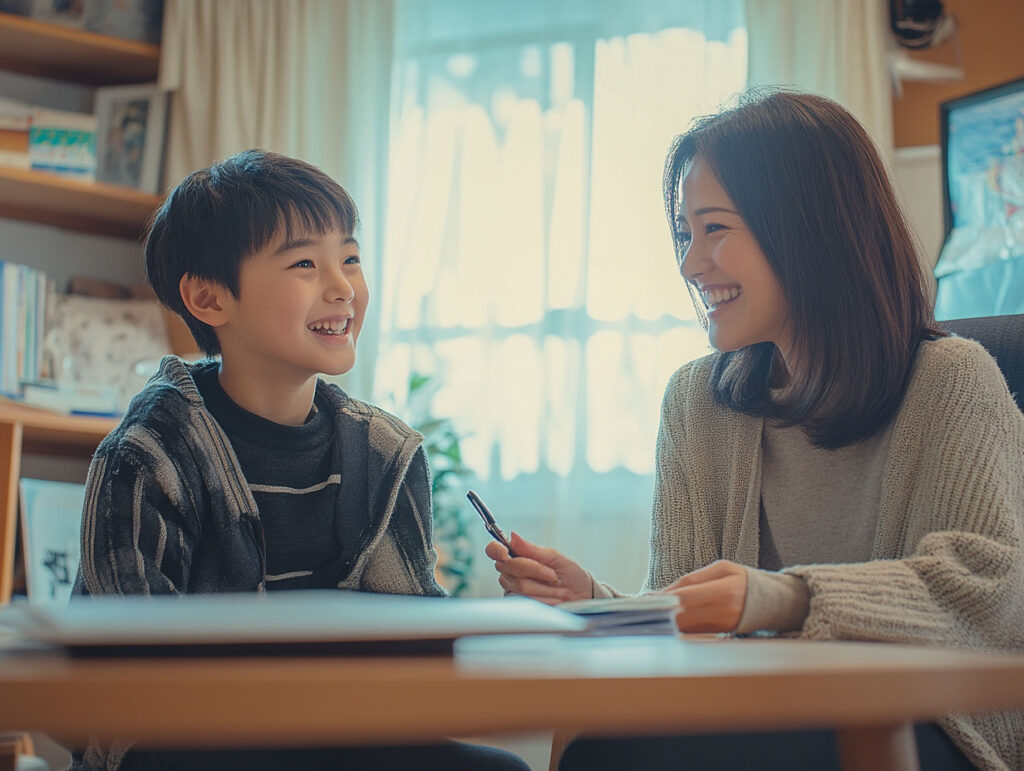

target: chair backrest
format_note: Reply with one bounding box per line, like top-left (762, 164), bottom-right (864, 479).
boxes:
top-left (937, 314), bottom-right (1024, 413)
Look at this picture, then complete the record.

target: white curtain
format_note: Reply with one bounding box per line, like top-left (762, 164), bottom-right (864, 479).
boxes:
top-left (159, 0), bottom-right (394, 399)
top-left (745, 0), bottom-right (894, 159)
top-left (375, 0), bottom-right (747, 593)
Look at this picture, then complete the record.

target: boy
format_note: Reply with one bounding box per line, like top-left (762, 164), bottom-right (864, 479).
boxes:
top-left (73, 150), bottom-right (528, 771)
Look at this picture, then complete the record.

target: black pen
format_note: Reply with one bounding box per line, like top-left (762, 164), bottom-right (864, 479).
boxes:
top-left (466, 490), bottom-right (518, 558)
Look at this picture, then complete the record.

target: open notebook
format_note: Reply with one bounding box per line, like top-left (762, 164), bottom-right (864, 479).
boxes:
top-left (0, 590), bottom-right (587, 657)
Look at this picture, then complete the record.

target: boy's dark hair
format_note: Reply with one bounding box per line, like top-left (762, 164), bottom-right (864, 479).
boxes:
top-left (662, 90), bottom-right (943, 449)
top-left (145, 149), bottom-right (359, 355)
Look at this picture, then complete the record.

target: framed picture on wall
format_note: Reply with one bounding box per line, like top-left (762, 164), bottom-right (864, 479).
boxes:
top-left (940, 75), bottom-right (1024, 241)
top-left (934, 76), bottom-right (1024, 319)
top-left (94, 83), bottom-right (168, 195)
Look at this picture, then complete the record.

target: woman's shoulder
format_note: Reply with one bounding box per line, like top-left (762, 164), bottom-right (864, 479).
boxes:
top-left (664, 352), bottom-right (716, 397)
top-left (911, 335), bottom-right (1007, 393)
top-left (904, 335), bottom-right (1019, 421)
top-left (661, 352), bottom-right (731, 422)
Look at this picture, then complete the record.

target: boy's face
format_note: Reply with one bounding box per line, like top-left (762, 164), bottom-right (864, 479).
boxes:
top-left (217, 227), bottom-right (368, 382)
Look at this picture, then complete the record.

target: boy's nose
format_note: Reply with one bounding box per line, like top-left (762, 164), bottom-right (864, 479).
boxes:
top-left (326, 273), bottom-right (356, 303)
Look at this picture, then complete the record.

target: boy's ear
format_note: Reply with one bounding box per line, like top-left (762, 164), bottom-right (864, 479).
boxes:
top-left (179, 274), bottom-right (232, 328)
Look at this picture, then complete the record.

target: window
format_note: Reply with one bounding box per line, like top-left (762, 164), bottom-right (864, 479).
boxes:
top-left (375, 0), bottom-right (746, 588)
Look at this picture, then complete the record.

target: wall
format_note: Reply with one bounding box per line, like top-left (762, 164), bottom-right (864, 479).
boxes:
top-left (892, 0), bottom-right (1024, 148)
top-left (889, 0), bottom-right (1023, 281)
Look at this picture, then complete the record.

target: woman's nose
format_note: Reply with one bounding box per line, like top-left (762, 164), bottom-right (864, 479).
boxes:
top-left (680, 239), bottom-right (706, 282)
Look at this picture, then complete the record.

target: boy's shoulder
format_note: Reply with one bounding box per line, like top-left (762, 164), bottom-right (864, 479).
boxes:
top-left (104, 355), bottom-right (215, 448)
top-left (314, 380), bottom-right (423, 450)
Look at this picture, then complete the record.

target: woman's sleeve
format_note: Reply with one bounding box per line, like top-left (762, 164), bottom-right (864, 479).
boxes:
top-left (786, 343), bottom-right (1024, 650)
top-left (643, 367), bottom-right (701, 592)
top-left (77, 428), bottom-right (203, 597)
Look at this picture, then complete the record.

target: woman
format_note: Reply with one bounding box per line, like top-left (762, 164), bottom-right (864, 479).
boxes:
top-left (488, 91), bottom-right (1024, 770)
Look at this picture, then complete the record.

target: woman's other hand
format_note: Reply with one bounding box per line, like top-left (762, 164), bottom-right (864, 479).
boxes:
top-left (661, 560), bottom-right (748, 633)
top-left (485, 532), bottom-right (593, 604)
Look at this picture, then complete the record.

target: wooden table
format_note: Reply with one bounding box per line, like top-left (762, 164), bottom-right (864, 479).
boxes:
top-left (1, 635), bottom-right (1023, 771)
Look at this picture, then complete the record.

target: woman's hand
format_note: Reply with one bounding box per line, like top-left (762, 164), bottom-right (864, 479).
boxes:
top-left (660, 560), bottom-right (749, 633)
top-left (485, 532), bottom-right (593, 605)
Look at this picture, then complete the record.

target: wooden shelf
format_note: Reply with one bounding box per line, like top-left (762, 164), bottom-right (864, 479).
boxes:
top-left (0, 403), bottom-right (117, 603)
top-left (0, 401), bottom-right (117, 455)
top-left (0, 11), bottom-right (160, 85)
top-left (0, 165), bottom-right (161, 240)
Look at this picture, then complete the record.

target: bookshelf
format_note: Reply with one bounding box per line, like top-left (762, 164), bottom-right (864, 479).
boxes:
top-left (0, 165), bottom-right (160, 239)
top-left (0, 11), bottom-right (160, 85)
top-left (0, 11), bottom-right (164, 239)
top-left (0, 12), bottom-right (159, 603)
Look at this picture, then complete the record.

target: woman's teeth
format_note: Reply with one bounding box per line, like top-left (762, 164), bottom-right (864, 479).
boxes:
top-left (703, 286), bottom-right (741, 309)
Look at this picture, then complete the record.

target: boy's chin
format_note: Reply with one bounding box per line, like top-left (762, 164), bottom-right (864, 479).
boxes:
top-left (321, 358), bottom-right (357, 377)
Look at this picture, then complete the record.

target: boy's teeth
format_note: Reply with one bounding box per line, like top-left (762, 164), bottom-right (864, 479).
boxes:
top-left (308, 319), bottom-right (351, 335)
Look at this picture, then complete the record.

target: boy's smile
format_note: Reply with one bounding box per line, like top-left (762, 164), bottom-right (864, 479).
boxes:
top-left (211, 227), bottom-right (368, 423)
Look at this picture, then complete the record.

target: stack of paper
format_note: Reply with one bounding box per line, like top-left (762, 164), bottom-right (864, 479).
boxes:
top-left (558, 594), bottom-right (681, 636)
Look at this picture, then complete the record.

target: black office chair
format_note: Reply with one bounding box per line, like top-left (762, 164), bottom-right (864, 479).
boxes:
top-left (938, 314), bottom-right (1024, 413)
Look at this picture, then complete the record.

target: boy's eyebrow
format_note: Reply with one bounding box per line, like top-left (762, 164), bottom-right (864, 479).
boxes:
top-left (274, 235), bottom-right (360, 255)
top-left (274, 237), bottom-right (319, 255)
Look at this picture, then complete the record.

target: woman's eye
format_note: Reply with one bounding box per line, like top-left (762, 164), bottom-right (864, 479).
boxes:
top-left (291, 259), bottom-right (315, 269)
top-left (705, 223), bottom-right (726, 235)
top-left (677, 231), bottom-right (693, 248)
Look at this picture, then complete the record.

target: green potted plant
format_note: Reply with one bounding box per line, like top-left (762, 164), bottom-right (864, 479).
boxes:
top-left (401, 372), bottom-right (474, 596)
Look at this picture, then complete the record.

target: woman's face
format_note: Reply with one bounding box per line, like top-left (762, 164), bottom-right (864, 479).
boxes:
top-left (677, 157), bottom-right (792, 363)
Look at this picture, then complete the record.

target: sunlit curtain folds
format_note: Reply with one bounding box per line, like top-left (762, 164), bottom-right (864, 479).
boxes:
top-left (375, 0), bottom-right (746, 590)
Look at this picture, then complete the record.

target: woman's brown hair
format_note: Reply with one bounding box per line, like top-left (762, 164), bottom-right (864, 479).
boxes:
top-left (663, 91), bottom-right (943, 448)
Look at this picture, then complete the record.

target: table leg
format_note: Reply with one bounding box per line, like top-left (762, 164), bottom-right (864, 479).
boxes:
top-left (836, 722), bottom-right (920, 771)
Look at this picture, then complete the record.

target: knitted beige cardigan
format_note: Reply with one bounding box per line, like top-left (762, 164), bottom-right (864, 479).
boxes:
top-left (645, 336), bottom-right (1024, 770)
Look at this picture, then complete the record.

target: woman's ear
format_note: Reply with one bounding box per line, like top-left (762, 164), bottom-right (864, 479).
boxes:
top-left (179, 274), bottom-right (231, 328)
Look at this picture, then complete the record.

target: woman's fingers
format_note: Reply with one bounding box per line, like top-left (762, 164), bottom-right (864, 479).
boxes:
top-left (493, 554), bottom-right (561, 585)
top-left (484, 541), bottom-right (510, 562)
top-left (662, 564), bottom-right (749, 633)
top-left (498, 575), bottom-right (568, 603)
top-left (664, 559), bottom-right (744, 591)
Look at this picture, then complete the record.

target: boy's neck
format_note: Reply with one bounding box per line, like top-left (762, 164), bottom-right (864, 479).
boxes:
top-left (215, 361), bottom-right (318, 427)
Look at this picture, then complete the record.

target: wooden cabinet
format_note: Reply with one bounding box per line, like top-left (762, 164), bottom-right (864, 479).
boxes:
top-left (0, 11), bottom-right (162, 602)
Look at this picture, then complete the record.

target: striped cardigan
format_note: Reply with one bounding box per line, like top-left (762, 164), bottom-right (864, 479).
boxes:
top-left (75, 355), bottom-right (444, 600)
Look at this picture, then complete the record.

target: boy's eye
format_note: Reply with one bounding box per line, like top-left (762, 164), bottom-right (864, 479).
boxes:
top-left (344, 255), bottom-right (361, 265)
top-left (291, 259), bottom-right (315, 269)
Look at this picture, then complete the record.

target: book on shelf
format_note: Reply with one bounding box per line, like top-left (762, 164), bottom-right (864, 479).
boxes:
top-left (18, 381), bottom-right (120, 416)
top-left (0, 97), bottom-right (32, 170)
top-left (0, 261), bottom-right (54, 398)
top-left (29, 108), bottom-right (97, 181)
top-left (558, 594), bottom-right (681, 636)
